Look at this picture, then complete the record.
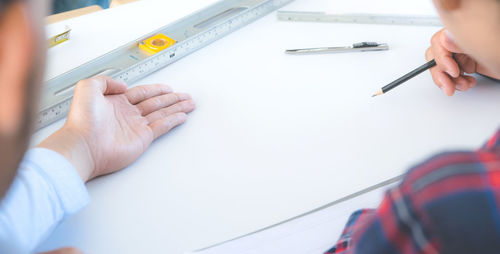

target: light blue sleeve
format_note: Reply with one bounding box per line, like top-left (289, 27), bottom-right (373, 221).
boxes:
top-left (0, 148), bottom-right (90, 253)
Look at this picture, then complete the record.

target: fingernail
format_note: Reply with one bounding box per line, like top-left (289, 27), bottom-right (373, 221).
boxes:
top-left (446, 87), bottom-right (454, 96)
top-left (445, 67), bottom-right (458, 78)
top-left (456, 83), bottom-right (466, 91)
top-left (445, 30), bottom-right (455, 43)
top-left (446, 70), bottom-right (457, 78)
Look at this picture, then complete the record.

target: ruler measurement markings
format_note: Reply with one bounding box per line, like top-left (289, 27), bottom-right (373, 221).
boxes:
top-left (37, 0), bottom-right (292, 129)
top-left (277, 11), bottom-right (443, 26)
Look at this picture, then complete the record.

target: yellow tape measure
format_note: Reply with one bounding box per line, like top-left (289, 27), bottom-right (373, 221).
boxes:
top-left (47, 27), bottom-right (71, 48)
top-left (139, 33), bottom-right (176, 55)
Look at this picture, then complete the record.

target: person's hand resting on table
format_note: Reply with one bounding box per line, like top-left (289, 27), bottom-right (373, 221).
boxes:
top-left (0, 1), bottom-right (195, 253)
top-left (39, 76), bottom-right (195, 182)
top-left (426, 28), bottom-right (500, 96)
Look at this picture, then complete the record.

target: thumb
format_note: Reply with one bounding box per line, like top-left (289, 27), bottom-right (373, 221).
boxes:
top-left (440, 30), bottom-right (464, 54)
top-left (91, 76), bottom-right (128, 95)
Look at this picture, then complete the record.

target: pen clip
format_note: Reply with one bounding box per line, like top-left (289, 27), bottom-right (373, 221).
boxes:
top-left (352, 42), bottom-right (381, 48)
top-left (352, 42), bottom-right (389, 51)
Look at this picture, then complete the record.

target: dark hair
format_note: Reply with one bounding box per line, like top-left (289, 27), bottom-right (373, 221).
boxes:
top-left (0, 0), bottom-right (15, 12)
top-left (0, 0), bottom-right (13, 6)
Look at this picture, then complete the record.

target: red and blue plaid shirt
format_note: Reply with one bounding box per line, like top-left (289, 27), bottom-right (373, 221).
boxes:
top-left (326, 129), bottom-right (500, 254)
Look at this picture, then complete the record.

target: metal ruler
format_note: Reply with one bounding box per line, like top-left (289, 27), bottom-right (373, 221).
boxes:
top-left (37, 0), bottom-right (293, 130)
top-left (277, 11), bottom-right (443, 26)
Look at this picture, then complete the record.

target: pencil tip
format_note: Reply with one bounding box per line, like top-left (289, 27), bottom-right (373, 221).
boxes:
top-left (372, 89), bottom-right (383, 98)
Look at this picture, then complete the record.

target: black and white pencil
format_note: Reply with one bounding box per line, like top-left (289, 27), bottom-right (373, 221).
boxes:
top-left (372, 59), bottom-right (437, 97)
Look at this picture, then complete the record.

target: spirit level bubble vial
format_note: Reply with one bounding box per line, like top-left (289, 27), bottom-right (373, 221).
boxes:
top-left (139, 33), bottom-right (176, 55)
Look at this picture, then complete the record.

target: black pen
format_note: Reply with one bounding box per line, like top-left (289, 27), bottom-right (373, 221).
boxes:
top-left (372, 59), bottom-right (437, 97)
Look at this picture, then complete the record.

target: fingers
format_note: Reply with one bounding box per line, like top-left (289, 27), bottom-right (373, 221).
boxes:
top-left (149, 112), bottom-right (188, 139)
top-left (136, 93), bottom-right (192, 116)
top-left (72, 79), bottom-right (195, 141)
top-left (126, 84), bottom-right (172, 105)
top-left (127, 83), bottom-right (195, 139)
top-left (440, 30), bottom-right (464, 54)
top-left (429, 65), bottom-right (476, 96)
top-left (427, 47), bottom-right (455, 95)
top-left (454, 75), bottom-right (476, 91)
top-left (145, 99), bottom-right (195, 124)
top-left (431, 30), bottom-right (460, 78)
top-left (426, 29), bottom-right (478, 96)
top-left (434, 70), bottom-right (456, 96)
top-left (454, 54), bottom-right (477, 74)
top-left (128, 83), bottom-right (195, 139)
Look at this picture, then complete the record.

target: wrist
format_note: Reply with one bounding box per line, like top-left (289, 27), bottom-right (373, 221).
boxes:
top-left (38, 126), bottom-right (95, 182)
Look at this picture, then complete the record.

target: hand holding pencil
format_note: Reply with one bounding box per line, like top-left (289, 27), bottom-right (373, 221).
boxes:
top-left (374, 29), bottom-right (500, 97)
top-left (425, 29), bottom-right (479, 96)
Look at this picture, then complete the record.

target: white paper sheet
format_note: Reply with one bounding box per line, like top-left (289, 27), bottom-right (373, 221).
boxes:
top-left (35, 0), bottom-right (500, 253)
top-left (187, 182), bottom-right (397, 254)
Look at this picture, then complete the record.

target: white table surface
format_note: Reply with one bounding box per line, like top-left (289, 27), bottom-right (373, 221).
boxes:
top-left (34, 0), bottom-right (500, 253)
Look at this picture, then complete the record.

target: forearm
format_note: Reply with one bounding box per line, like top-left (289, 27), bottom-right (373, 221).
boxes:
top-left (0, 148), bottom-right (90, 252)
